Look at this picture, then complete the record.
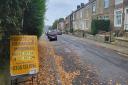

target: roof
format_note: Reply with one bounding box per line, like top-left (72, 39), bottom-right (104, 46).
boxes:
top-left (58, 18), bottom-right (64, 22)
top-left (72, 0), bottom-right (96, 13)
top-left (64, 0), bottom-right (96, 18)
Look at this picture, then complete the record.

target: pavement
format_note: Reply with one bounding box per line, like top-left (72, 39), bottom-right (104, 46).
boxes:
top-left (85, 36), bottom-right (128, 56)
top-left (49, 34), bottom-right (128, 85)
top-left (72, 34), bottom-right (128, 56)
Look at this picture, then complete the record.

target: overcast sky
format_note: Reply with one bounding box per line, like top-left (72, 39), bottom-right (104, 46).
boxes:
top-left (45, 0), bottom-right (89, 26)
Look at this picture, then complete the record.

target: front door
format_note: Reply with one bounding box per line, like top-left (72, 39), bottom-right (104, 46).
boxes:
top-left (125, 8), bottom-right (128, 31)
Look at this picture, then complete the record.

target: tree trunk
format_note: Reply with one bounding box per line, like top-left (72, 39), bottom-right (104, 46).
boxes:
top-left (0, 38), bottom-right (11, 85)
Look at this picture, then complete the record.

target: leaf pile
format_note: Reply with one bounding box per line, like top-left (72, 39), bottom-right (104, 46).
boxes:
top-left (19, 38), bottom-right (57, 85)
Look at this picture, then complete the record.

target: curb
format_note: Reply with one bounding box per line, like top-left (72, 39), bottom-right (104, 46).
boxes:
top-left (67, 34), bottom-right (128, 57)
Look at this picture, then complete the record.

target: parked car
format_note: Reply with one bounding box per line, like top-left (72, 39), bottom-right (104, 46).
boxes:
top-left (47, 30), bottom-right (57, 41)
top-left (57, 30), bottom-right (62, 35)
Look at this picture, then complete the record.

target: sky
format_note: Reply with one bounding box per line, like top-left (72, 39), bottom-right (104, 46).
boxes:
top-left (45, 0), bottom-right (89, 26)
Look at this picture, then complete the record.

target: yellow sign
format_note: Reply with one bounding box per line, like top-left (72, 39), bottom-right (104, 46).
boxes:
top-left (10, 35), bottom-right (39, 76)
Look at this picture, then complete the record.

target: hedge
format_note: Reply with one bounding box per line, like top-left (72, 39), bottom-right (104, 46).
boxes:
top-left (91, 20), bottom-right (110, 35)
top-left (23, 0), bottom-right (46, 38)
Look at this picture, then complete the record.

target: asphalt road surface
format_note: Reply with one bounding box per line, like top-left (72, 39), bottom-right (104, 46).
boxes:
top-left (49, 34), bottom-right (128, 85)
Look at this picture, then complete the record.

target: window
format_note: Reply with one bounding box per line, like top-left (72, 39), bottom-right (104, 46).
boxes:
top-left (86, 10), bottom-right (89, 17)
top-left (80, 11), bottom-right (82, 18)
top-left (73, 14), bottom-right (74, 20)
top-left (115, 0), bottom-right (123, 5)
top-left (98, 16), bottom-right (109, 20)
top-left (86, 20), bottom-right (89, 29)
top-left (126, 9), bottom-right (128, 13)
top-left (92, 3), bottom-right (96, 13)
top-left (82, 21), bottom-right (85, 30)
top-left (114, 10), bottom-right (122, 27)
top-left (98, 16), bottom-right (102, 20)
top-left (104, 0), bottom-right (109, 8)
top-left (125, 9), bottom-right (128, 30)
top-left (104, 16), bottom-right (109, 20)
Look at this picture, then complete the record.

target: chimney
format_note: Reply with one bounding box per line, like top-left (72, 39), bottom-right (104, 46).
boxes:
top-left (77, 5), bottom-right (81, 9)
top-left (81, 3), bottom-right (84, 7)
top-left (89, 0), bottom-right (93, 2)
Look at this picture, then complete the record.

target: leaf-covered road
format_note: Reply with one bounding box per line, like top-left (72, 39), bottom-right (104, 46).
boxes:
top-left (49, 34), bottom-right (128, 85)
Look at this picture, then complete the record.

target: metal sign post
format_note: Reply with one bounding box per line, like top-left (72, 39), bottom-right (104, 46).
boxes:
top-left (11, 74), bottom-right (39, 85)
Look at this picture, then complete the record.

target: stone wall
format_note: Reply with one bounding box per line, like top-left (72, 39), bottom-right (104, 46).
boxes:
top-left (71, 32), bottom-right (111, 43)
top-left (86, 34), bottom-right (95, 40)
top-left (68, 32), bottom-right (128, 48)
top-left (115, 37), bottom-right (128, 48)
top-left (85, 34), bottom-right (111, 43)
top-left (73, 31), bottom-right (85, 38)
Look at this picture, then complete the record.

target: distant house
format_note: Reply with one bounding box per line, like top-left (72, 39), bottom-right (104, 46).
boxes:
top-left (73, 3), bottom-right (90, 31)
top-left (57, 18), bottom-right (65, 32)
top-left (64, 12), bottom-right (74, 33)
top-left (65, 15), bottom-right (70, 32)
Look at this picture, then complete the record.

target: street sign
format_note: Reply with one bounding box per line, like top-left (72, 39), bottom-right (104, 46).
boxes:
top-left (10, 35), bottom-right (39, 76)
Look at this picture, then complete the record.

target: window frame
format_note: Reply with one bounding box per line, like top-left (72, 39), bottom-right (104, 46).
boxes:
top-left (80, 10), bottom-right (83, 18)
top-left (114, 9), bottom-right (123, 27)
top-left (104, 0), bottom-right (109, 8)
top-left (124, 7), bottom-right (128, 30)
top-left (92, 2), bottom-right (96, 13)
top-left (115, 0), bottom-right (123, 5)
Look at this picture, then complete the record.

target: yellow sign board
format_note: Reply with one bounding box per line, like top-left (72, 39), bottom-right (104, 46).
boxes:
top-left (10, 35), bottom-right (39, 76)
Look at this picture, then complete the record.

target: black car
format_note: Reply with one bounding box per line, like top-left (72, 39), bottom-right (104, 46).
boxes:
top-left (47, 30), bottom-right (57, 41)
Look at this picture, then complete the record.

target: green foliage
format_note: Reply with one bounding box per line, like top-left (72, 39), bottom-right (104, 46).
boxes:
top-left (70, 28), bottom-right (74, 33)
top-left (23, 0), bottom-right (46, 38)
top-left (0, 0), bottom-right (46, 38)
top-left (0, 0), bottom-right (31, 36)
top-left (91, 20), bottom-right (110, 35)
top-left (91, 20), bottom-right (98, 35)
top-left (52, 20), bottom-right (58, 29)
top-left (0, 1), bottom-right (46, 82)
top-left (97, 20), bottom-right (110, 32)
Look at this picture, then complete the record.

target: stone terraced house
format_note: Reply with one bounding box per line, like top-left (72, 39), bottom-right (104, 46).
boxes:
top-left (114, 0), bottom-right (128, 36)
top-left (65, 13), bottom-right (73, 33)
top-left (73, 3), bottom-right (85, 31)
top-left (72, 3), bottom-right (90, 32)
top-left (65, 0), bottom-right (128, 37)
top-left (65, 15), bottom-right (70, 32)
top-left (57, 18), bottom-right (65, 32)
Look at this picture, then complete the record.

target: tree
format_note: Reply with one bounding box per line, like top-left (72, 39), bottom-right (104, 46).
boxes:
top-left (0, 0), bottom-right (46, 84)
top-left (0, 0), bottom-right (31, 36)
top-left (0, 1), bottom-right (32, 84)
top-left (52, 20), bottom-right (58, 29)
top-left (0, 0), bottom-right (46, 38)
top-left (23, 0), bottom-right (46, 38)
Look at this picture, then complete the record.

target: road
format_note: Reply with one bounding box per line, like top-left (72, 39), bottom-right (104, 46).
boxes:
top-left (49, 34), bottom-right (128, 85)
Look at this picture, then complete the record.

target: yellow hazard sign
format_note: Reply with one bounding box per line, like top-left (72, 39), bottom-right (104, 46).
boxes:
top-left (10, 35), bottom-right (39, 76)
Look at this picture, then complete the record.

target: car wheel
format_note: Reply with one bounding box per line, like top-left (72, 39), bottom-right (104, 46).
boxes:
top-left (49, 38), bottom-right (52, 41)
